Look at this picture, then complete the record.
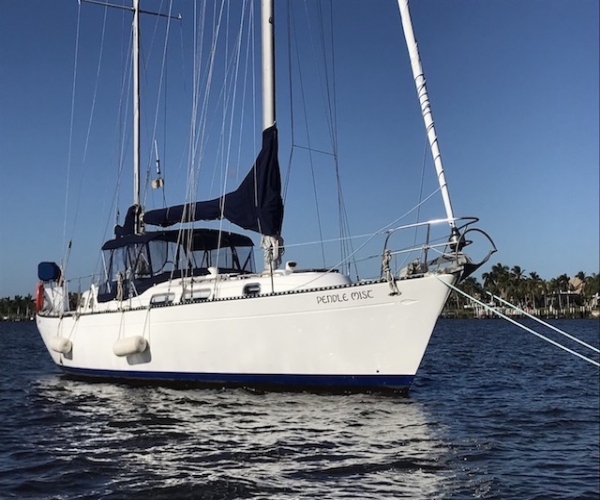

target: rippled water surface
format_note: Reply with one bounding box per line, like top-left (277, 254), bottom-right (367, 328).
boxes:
top-left (1, 319), bottom-right (598, 499)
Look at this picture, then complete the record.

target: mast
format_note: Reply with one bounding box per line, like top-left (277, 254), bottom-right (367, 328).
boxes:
top-left (397, 0), bottom-right (458, 237)
top-left (259, 0), bottom-right (283, 273)
top-left (81, 0), bottom-right (181, 236)
top-left (261, 0), bottom-right (276, 129)
top-left (132, 0), bottom-right (142, 233)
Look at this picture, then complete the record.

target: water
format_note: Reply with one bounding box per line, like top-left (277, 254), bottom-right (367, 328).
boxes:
top-left (1, 319), bottom-right (598, 499)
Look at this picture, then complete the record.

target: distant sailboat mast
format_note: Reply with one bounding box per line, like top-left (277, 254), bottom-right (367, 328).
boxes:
top-left (397, 0), bottom-right (460, 242)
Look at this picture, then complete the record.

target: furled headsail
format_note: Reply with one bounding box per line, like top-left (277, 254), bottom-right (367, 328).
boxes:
top-left (143, 125), bottom-right (283, 237)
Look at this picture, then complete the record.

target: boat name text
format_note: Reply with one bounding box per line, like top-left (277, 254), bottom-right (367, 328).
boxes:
top-left (316, 290), bottom-right (374, 305)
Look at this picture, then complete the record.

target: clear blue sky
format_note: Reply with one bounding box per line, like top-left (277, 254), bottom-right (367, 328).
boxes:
top-left (0, 0), bottom-right (598, 297)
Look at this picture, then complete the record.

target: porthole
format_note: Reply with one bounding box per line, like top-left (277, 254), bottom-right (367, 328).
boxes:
top-left (243, 283), bottom-right (261, 296)
top-left (150, 293), bottom-right (175, 305)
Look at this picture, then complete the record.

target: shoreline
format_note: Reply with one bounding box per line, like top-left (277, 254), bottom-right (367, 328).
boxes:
top-left (3, 313), bottom-right (599, 322)
top-left (441, 306), bottom-right (600, 320)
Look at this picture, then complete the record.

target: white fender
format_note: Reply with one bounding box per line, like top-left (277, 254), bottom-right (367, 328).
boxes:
top-left (113, 336), bottom-right (147, 357)
top-left (49, 336), bottom-right (72, 354)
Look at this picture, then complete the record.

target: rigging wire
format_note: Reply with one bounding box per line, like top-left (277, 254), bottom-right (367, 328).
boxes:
top-left (437, 277), bottom-right (600, 368)
top-left (189, 0), bottom-right (225, 206)
top-left (283, 1), bottom-right (359, 275)
top-left (71, 5), bottom-right (110, 234)
top-left (93, 10), bottom-right (134, 281)
top-left (320, 0), bottom-right (358, 278)
top-left (288, 1), bottom-right (328, 267)
top-left (162, 4), bottom-right (188, 208)
top-left (412, 137), bottom-right (429, 246)
top-left (64, 3), bottom-right (115, 286)
top-left (142, 0), bottom-right (175, 210)
top-left (487, 293), bottom-right (600, 355)
top-left (175, 0), bottom-right (225, 276)
top-left (113, 11), bottom-right (133, 230)
top-left (216, 0), bottom-right (250, 258)
top-left (282, 0), bottom-right (295, 204)
top-left (100, 14), bottom-right (132, 247)
top-left (309, 0), bottom-right (356, 275)
top-left (62, 2), bottom-right (83, 271)
top-left (61, 1), bottom-right (136, 285)
top-left (297, 38), bottom-right (326, 264)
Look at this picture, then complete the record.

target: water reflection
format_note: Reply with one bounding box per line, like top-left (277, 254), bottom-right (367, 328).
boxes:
top-left (28, 378), bottom-right (453, 499)
top-left (4, 320), bottom-right (598, 498)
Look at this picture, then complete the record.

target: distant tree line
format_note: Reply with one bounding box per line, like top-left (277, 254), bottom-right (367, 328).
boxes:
top-left (447, 263), bottom-right (600, 318)
top-left (2, 263), bottom-right (599, 320)
top-left (0, 293), bottom-right (34, 320)
top-left (0, 292), bottom-right (78, 320)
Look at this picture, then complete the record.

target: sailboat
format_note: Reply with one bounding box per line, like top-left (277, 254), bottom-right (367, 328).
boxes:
top-left (35, 0), bottom-right (495, 393)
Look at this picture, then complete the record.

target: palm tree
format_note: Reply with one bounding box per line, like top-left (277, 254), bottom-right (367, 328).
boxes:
top-left (0, 294), bottom-right (34, 319)
top-left (0, 297), bottom-right (10, 319)
top-left (546, 274), bottom-right (573, 312)
top-left (527, 272), bottom-right (544, 309)
top-left (584, 273), bottom-right (600, 309)
top-left (509, 265), bottom-right (526, 305)
top-left (458, 276), bottom-right (483, 302)
top-left (556, 273), bottom-right (570, 292)
top-left (483, 263), bottom-right (510, 300)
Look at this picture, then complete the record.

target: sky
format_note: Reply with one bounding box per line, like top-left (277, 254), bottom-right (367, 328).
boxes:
top-left (0, 0), bottom-right (598, 297)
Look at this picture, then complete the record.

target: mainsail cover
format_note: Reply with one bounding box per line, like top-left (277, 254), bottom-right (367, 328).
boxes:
top-left (143, 125), bottom-right (283, 236)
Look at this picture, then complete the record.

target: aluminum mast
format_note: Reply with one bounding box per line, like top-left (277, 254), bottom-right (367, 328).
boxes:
top-left (397, 0), bottom-right (459, 238)
top-left (261, 0), bottom-right (276, 129)
top-left (132, 0), bottom-right (141, 233)
top-left (259, 0), bottom-right (283, 273)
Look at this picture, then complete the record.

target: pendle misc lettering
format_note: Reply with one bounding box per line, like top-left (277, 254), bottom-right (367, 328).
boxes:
top-left (316, 289), bottom-right (373, 305)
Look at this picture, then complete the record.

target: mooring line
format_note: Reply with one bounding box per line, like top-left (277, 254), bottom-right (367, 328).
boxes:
top-left (435, 275), bottom-right (599, 368)
top-left (487, 292), bottom-right (599, 354)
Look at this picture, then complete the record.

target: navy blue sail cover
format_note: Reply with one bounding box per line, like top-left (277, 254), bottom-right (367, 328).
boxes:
top-left (144, 125), bottom-right (283, 236)
top-left (101, 228), bottom-right (254, 251)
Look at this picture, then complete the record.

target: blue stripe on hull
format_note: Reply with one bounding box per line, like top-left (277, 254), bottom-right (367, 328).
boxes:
top-left (58, 366), bottom-right (414, 393)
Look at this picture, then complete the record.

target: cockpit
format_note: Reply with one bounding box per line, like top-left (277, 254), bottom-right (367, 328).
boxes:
top-left (97, 229), bottom-right (255, 302)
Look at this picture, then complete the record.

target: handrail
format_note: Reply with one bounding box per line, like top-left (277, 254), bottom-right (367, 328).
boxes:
top-left (381, 216), bottom-right (496, 281)
top-left (385, 216), bottom-right (479, 235)
top-left (382, 216), bottom-right (481, 261)
top-left (385, 240), bottom-right (453, 258)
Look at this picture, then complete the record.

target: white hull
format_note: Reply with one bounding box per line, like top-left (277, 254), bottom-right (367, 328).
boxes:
top-left (36, 272), bottom-right (456, 392)
top-left (34, 1), bottom-right (496, 394)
